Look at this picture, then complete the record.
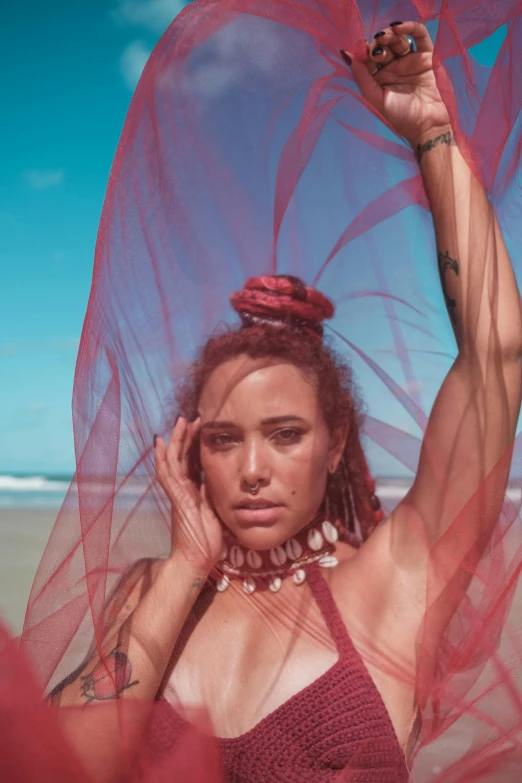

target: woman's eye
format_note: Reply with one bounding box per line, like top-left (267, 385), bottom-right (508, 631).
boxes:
top-left (210, 433), bottom-right (235, 447)
top-left (274, 428), bottom-right (302, 443)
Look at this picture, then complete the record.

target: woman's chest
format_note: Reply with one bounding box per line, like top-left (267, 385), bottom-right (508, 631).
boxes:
top-left (163, 556), bottom-right (421, 749)
top-left (163, 585), bottom-right (340, 738)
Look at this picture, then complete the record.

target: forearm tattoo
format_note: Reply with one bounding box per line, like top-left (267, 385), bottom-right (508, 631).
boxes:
top-left (417, 130), bottom-right (455, 161)
top-left (79, 644), bottom-right (139, 704)
top-left (438, 250), bottom-right (459, 325)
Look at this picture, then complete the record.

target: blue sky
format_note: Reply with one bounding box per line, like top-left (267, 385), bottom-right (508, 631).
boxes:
top-left (0, 2), bottom-right (505, 475)
top-left (1, 0), bottom-right (189, 474)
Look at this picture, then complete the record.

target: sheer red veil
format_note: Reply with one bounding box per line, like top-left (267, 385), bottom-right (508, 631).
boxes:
top-left (2, 0), bottom-right (522, 780)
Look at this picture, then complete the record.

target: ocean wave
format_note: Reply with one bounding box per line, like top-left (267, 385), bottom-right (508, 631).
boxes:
top-left (0, 475), bottom-right (519, 507)
top-left (0, 475), bottom-right (70, 493)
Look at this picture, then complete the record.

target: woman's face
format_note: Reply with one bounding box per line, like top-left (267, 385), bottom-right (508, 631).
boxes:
top-left (198, 355), bottom-right (346, 550)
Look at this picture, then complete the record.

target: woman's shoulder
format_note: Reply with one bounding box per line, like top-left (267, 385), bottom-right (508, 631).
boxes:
top-left (335, 518), bottom-right (393, 573)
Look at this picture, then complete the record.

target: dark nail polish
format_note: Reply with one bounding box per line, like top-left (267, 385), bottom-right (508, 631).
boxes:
top-left (373, 46), bottom-right (384, 56)
top-left (390, 21), bottom-right (403, 26)
top-left (340, 50), bottom-right (352, 66)
top-left (374, 31), bottom-right (386, 39)
top-left (153, 434), bottom-right (158, 446)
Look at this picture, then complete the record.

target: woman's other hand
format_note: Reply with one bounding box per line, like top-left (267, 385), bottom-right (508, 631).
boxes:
top-left (342, 22), bottom-right (451, 147)
top-left (155, 417), bottom-right (223, 573)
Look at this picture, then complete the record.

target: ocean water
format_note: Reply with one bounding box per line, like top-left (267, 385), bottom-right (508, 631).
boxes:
top-left (1, 474), bottom-right (520, 511)
top-left (0, 473), bottom-right (414, 511)
top-left (0, 474), bottom-right (71, 509)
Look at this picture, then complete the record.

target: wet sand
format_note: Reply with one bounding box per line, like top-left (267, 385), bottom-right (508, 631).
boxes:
top-left (0, 507), bottom-right (56, 634)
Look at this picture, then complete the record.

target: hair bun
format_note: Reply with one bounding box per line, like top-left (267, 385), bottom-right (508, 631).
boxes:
top-left (230, 275), bottom-right (334, 338)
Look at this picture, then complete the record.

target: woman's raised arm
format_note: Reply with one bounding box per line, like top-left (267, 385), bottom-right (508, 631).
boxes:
top-left (400, 122), bottom-right (522, 556)
top-left (344, 22), bottom-right (522, 562)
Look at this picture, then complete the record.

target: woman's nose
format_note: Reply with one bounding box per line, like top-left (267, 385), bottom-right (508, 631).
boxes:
top-left (239, 437), bottom-right (270, 487)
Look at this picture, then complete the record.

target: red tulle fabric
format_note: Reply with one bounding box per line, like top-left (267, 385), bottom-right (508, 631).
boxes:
top-left (3, 0), bottom-right (522, 780)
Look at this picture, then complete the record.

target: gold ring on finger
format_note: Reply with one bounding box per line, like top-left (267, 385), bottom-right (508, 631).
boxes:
top-left (396, 39), bottom-right (413, 57)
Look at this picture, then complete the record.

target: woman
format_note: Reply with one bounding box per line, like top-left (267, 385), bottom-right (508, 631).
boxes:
top-left (44, 19), bottom-right (522, 783)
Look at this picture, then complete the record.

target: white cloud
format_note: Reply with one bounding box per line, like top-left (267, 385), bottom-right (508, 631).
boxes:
top-left (177, 17), bottom-right (290, 101)
top-left (120, 40), bottom-right (152, 90)
top-left (115, 4), bottom-right (306, 98)
top-left (113, 0), bottom-right (187, 33)
top-left (24, 169), bottom-right (65, 190)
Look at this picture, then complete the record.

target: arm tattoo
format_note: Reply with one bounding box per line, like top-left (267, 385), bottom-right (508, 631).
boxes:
top-left (438, 250), bottom-right (459, 325)
top-left (417, 130), bottom-right (455, 161)
top-left (47, 660), bottom-right (87, 705)
top-left (80, 644), bottom-right (139, 704)
top-left (192, 576), bottom-right (204, 590)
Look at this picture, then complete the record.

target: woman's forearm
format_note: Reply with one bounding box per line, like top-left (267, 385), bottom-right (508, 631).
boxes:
top-left (55, 552), bottom-right (207, 782)
top-left (112, 554), bottom-right (205, 698)
top-left (416, 124), bottom-right (522, 361)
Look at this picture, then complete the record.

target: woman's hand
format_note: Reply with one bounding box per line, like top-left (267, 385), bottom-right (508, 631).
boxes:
top-left (155, 417), bottom-right (223, 573)
top-left (342, 21), bottom-right (451, 147)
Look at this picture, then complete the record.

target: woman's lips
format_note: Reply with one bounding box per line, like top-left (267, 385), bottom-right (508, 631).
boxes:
top-left (234, 505), bottom-right (284, 525)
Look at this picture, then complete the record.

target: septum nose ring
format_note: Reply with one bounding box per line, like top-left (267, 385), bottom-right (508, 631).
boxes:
top-left (247, 481), bottom-right (260, 495)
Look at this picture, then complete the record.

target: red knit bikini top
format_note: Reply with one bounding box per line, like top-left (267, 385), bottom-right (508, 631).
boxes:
top-left (147, 566), bottom-right (409, 782)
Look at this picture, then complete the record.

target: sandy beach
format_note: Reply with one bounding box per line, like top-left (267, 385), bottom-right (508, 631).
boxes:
top-left (0, 507), bottom-right (56, 635)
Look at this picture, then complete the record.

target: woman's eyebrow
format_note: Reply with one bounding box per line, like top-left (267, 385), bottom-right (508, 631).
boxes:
top-left (201, 420), bottom-right (236, 430)
top-left (260, 415), bottom-right (308, 425)
top-left (201, 415), bottom-right (307, 430)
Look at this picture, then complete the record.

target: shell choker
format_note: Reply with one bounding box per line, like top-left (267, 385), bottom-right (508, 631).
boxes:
top-left (213, 516), bottom-right (352, 595)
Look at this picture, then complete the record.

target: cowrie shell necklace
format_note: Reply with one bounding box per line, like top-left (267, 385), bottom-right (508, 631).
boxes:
top-left (215, 518), bottom-right (344, 595)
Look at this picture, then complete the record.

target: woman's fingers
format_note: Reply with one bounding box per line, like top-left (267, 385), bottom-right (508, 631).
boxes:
top-left (373, 51), bottom-right (432, 85)
top-left (342, 21), bottom-right (433, 98)
top-left (156, 446), bottom-right (192, 522)
top-left (182, 417), bottom-right (201, 463)
top-left (368, 40), bottom-right (395, 68)
top-left (154, 434), bottom-right (168, 472)
top-left (341, 50), bottom-right (384, 111)
top-left (386, 21), bottom-right (433, 54)
top-left (156, 416), bottom-right (202, 504)
top-left (173, 417), bottom-right (197, 481)
top-left (370, 23), bottom-right (433, 65)
top-left (154, 435), bottom-right (176, 501)
top-left (156, 424), bottom-right (183, 489)
top-left (373, 26), bottom-right (412, 58)
top-left (167, 416), bottom-right (187, 465)
top-left (201, 481), bottom-right (215, 516)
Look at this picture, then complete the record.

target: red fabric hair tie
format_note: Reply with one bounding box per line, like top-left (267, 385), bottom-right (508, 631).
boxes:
top-left (230, 275), bottom-right (334, 341)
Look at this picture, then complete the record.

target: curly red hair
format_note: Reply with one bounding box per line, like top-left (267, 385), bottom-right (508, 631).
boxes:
top-left (176, 275), bottom-right (383, 545)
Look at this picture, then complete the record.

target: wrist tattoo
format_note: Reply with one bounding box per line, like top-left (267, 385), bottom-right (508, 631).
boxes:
top-left (80, 644), bottom-right (139, 704)
top-left (192, 576), bottom-right (204, 590)
top-left (417, 130), bottom-right (455, 161)
top-left (438, 250), bottom-right (459, 325)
